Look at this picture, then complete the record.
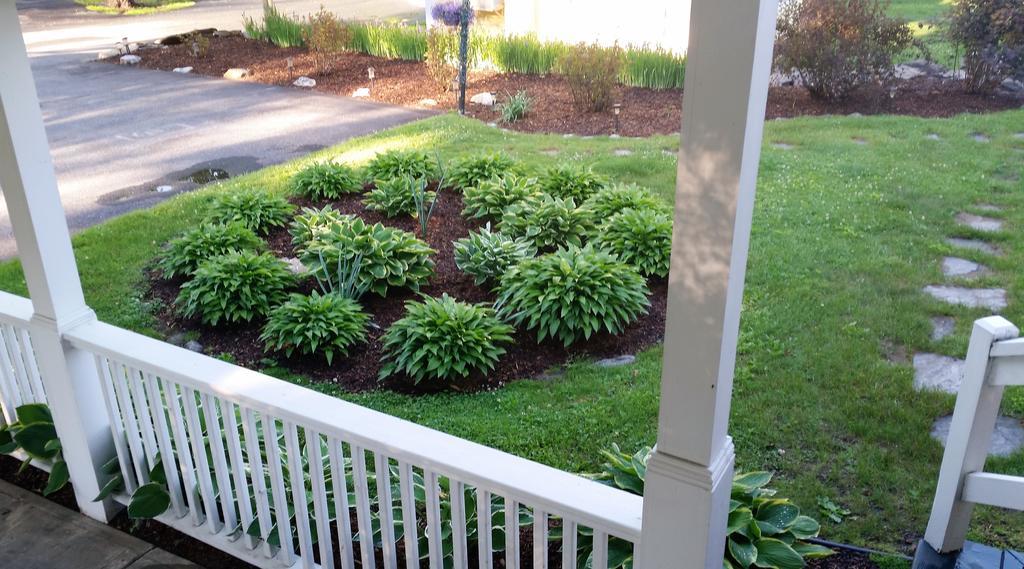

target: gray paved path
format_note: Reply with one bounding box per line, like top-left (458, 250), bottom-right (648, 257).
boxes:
top-left (0, 480), bottom-right (199, 569)
top-left (4, 0), bottom-right (429, 258)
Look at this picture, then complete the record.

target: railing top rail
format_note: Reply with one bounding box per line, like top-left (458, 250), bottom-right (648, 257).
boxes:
top-left (0, 290), bottom-right (34, 327)
top-left (66, 320), bottom-right (644, 539)
top-left (989, 337), bottom-right (1024, 358)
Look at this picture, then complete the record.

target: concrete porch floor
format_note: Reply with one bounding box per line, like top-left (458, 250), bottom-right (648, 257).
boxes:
top-left (0, 480), bottom-right (199, 569)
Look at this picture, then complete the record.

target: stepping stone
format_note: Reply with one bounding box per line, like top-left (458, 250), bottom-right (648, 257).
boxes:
top-left (772, 142), bottom-right (795, 150)
top-left (931, 415), bottom-right (1024, 458)
top-left (613, 149), bottom-right (633, 157)
top-left (913, 353), bottom-right (965, 393)
top-left (882, 339), bottom-right (909, 364)
top-left (926, 133), bottom-right (941, 141)
top-left (931, 316), bottom-right (955, 341)
top-left (941, 256), bottom-right (989, 279)
top-left (1014, 133), bottom-right (1024, 140)
top-left (662, 149), bottom-right (676, 157)
top-left (972, 133), bottom-right (991, 143)
top-left (956, 212), bottom-right (1003, 232)
top-left (946, 237), bottom-right (1002, 256)
top-left (975, 203), bottom-right (1002, 212)
top-left (923, 285), bottom-right (1007, 311)
top-left (595, 355), bottom-right (636, 368)
top-left (852, 137), bottom-right (867, 145)
top-left (540, 149), bottom-right (559, 156)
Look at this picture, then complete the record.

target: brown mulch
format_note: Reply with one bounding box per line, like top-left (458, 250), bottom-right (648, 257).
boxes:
top-left (121, 34), bottom-right (1023, 137)
top-left (148, 187), bottom-right (668, 394)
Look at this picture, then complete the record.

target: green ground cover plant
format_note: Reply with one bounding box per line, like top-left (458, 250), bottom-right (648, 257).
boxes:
top-left (292, 162), bottom-right (364, 201)
top-left (176, 251), bottom-right (294, 325)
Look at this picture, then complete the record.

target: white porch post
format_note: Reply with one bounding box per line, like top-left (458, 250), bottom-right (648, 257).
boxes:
top-left (637, 0), bottom-right (778, 567)
top-left (0, 1), bottom-right (118, 520)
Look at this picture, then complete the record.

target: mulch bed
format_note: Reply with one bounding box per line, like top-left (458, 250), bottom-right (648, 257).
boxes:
top-left (118, 34), bottom-right (1023, 137)
top-left (148, 186), bottom-right (669, 394)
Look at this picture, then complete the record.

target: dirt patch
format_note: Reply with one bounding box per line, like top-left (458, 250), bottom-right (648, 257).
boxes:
top-left (120, 35), bottom-right (1023, 138)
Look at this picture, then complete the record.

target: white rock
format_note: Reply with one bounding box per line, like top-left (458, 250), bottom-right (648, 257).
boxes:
top-left (155, 185), bottom-right (174, 193)
top-left (470, 92), bottom-right (496, 106)
top-left (894, 64), bottom-right (925, 80)
top-left (609, 134), bottom-right (620, 139)
top-left (223, 68), bottom-right (250, 80)
top-left (613, 149), bottom-right (632, 156)
top-left (351, 87), bottom-right (371, 98)
top-left (282, 257), bottom-right (308, 275)
top-left (97, 49), bottom-right (119, 60)
top-left (293, 76), bottom-right (316, 88)
top-left (172, 66), bottom-right (193, 74)
top-left (419, 98), bottom-right (438, 106)
top-left (486, 122), bottom-right (498, 128)
top-left (120, 54), bottom-right (142, 65)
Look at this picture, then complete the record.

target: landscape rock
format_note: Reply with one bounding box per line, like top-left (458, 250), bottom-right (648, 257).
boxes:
top-left (925, 133), bottom-right (941, 141)
top-left (166, 332), bottom-right (188, 346)
top-left (154, 185), bottom-right (174, 193)
top-left (120, 54), bottom-right (142, 65)
top-left (97, 49), bottom-right (119, 60)
top-left (946, 237), bottom-right (1001, 256)
top-left (223, 68), bottom-right (250, 80)
top-left (160, 34), bottom-right (184, 46)
top-left (894, 64), bottom-right (926, 80)
top-left (913, 353), bottom-right (965, 393)
top-left (613, 149), bottom-right (632, 156)
top-left (941, 257), bottom-right (988, 279)
top-left (999, 78), bottom-right (1024, 93)
top-left (956, 212), bottom-right (1002, 232)
top-left (185, 340), bottom-right (204, 353)
top-left (282, 257), bottom-right (308, 275)
top-left (931, 415), bottom-right (1024, 458)
top-left (418, 98), bottom-right (438, 106)
top-left (609, 134), bottom-right (621, 139)
top-left (972, 133), bottom-right (991, 143)
top-left (595, 355), bottom-right (636, 368)
top-left (351, 87), bottom-right (370, 98)
top-left (931, 316), bottom-right (955, 342)
top-left (172, 67), bottom-right (193, 74)
top-left (923, 285), bottom-right (1007, 311)
top-left (470, 92), bottom-right (496, 106)
top-left (293, 76), bottom-right (316, 88)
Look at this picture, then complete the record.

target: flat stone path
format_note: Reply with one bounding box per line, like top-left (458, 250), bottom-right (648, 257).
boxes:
top-left (0, 481), bottom-right (198, 569)
top-left (931, 415), bottom-right (1024, 458)
top-left (922, 285), bottom-right (1007, 311)
top-left (946, 237), bottom-right (1002, 256)
top-left (930, 316), bottom-right (955, 341)
top-left (941, 257), bottom-right (988, 279)
top-left (913, 353), bottom-right (965, 393)
top-left (956, 213), bottom-right (1003, 232)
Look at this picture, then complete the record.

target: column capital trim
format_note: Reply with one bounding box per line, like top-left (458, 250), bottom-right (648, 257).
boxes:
top-left (646, 438), bottom-right (735, 492)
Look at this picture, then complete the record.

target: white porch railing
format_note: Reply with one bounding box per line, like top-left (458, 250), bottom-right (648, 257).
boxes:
top-left (923, 316), bottom-right (1024, 556)
top-left (0, 292), bottom-right (47, 425)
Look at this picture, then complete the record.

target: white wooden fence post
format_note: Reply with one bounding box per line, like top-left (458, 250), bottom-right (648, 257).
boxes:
top-left (922, 316), bottom-right (1019, 553)
top-left (0, 2), bottom-right (119, 521)
top-left (636, 0), bottom-right (778, 567)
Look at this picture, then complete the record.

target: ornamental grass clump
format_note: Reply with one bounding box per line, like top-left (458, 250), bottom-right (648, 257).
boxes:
top-left (261, 291), bottom-right (369, 364)
top-left (300, 217), bottom-right (434, 297)
top-left (159, 223), bottom-right (264, 278)
top-left (289, 205), bottom-right (356, 247)
top-left (500, 194), bottom-right (594, 251)
top-left (365, 149), bottom-right (437, 182)
top-left (582, 183), bottom-right (670, 219)
top-left (538, 164), bottom-right (608, 202)
top-left (379, 294), bottom-right (513, 385)
top-left (454, 225), bottom-right (536, 287)
top-left (496, 245), bottom-right (649, 346)
top-left (363, 176), bottom-right (435, 218)
top-left (448, 153), bottom-right (524, 191)
top-left (205, 189), bottom-right (295, 235)
top-left (176, 251), bottom-right (295, 326)
top-left (461, 174), bottom-right (540, 220)
top-left (292, 162), bottom-right (364, 200)
top-left (594, 208), bottom-right (673, 278)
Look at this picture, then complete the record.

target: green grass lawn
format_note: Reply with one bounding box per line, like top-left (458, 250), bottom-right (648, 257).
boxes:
top-left (2, 112), bottom-right (1023, 552)
top-left (889, 0), bottom-right (958, 66)
top-left (73, 0), bottom-right (194, 15)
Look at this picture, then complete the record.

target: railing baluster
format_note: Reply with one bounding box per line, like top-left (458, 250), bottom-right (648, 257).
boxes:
top-left (163, 379), bottom-right (202, 526)
top-left (592, 530), bottom-right (609, 569)
top-left (398, 461), bottom-right (420, 569)
top-left (221, 399), bottom-right (256, 547)
top-left (505, 498), bottom-right (520, 569)
top-left (143, 373), bottom-right (185, 517)
top-left (262, 414), bottom-right (296, 566)
top-left (307, 430), bottom-right (335, 569)
top-left (108, 359), bottom-right (149, 486)
top-left (451, 481), bottom-right (468, 569)
top-left (181, 386), bottom-right (221, 533)
top-left (477, 489), bottom-right (493, 569)
top-left (561, 521), bottom-right (577, 569)
top-left (2, 324), bottom-right (33, 404)
top-left (533, 509), bottom-right (547, 569)
top-left (242, 408), bottom-right (275, 558)
top-left (375, 453), bottom-right (398, 569)
top-left (284, 422), bottom-right (315, 569)
top-left (0, 326), bottom-right (25, 415)
top-left (425, 470), bottom-right (443, 569)
top-left (94, 355), bottom-right (137, 494)
top-left (350, 444), bottom-right (377, 569)
top-left (127, 366), bottom-right (159, 469)
top-left (202, 393), bottom-right (238, 536)
top-left (328, 437), bottom-right (355, 569)
top-left (17, 329), bottom-right (44, 402)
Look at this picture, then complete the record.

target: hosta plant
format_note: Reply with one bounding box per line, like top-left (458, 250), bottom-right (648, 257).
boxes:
top-left (538, 164), bottom-right (608, 202)
top-left (454, 225), bottom-right (536, 287)
top-left (0, 404), bottom-right (70, 496)
top-left (300, 218), bottom-right (435, 297)
top-left (582, 183), bottom-right (671, 220)
top-left (594, 208), bottom-right (673, 277)
top-left (365, 149), bottom-right (437, 182)
top-left (158, 222), bottom-right (264, 278)
top-left (289, 205), bottom-right (356, 247)
top-left (500, 194), bottom-right (594, 251)
top-left (261, 291), bottom-right (369, 364)
top-left (176, 251), bottom-right (295, 325)
top-left (461, 174), bottom-right (540, 220)
top-left (292, 162), bottom-right (364, 200)
top-left (363, 176), bottom-right (435, 218)
top-left (379, 294), bottom-right (514, 385)
top-left (448, 152), bottom-right (524, 191)
top-left (205, 189), bottom-right (295, 234)
top-left (496, 245), bottom-right (649, 346)
top-left (583, 445), bottom-right (833, 569)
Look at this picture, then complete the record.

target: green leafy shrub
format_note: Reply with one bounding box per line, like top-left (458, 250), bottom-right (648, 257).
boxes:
top-left (448, 153), bottom-right (523, 191)
top-left (582, 183), bottom-right (671, 219)
top-left (594, 208), bottom-right (673, 278)
top-left (289, 205), bottom-right (355, 247)
top-left (176, 251), bottom-right (294, 325)
top-left (303, 8), bottom-right (351, 74)
top-left (583, 445), bottom-right (833, 569)
top-left (538, 164), bottom-right (608, 201)
top-left (0, 404), bottom-right (69, 496)
top-left (461, 174), bottom-right (540, 220)
top-left (300, 218), bottom-right (434, 297)
top-left (500, 195), bottom-right (594, 250)
top-left (557, 42), bottom-right (623, 112)
top-left (205, 189), bottom-right (295, 235)
top-left (379, 294), bottom-right (514, 384)
top-left (496, 245), bottom-right (649, 346)
top-left (261, 291), bottom-right (368, 364)
top-left (363, 177), bottom-right (435, 218)
top-left (365, 149), bottom-right (436, 182)
top-left (454, 226), bottom-right (536, 286)
top-left (292, 162), bottom-right (363, 201)
top-left (498, 90), bottom-right (532, 123)
top-left (948, 0), bottom-right (1024, 93)
top-left (158, 223), bottom-right (264, 278)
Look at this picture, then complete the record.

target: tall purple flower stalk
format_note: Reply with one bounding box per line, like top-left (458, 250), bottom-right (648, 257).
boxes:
top-left (431, 1), bottom-right (474, 27)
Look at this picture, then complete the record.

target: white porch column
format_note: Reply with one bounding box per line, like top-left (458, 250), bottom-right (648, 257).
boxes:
top-left (637, 0), bottom-right (778, 568)
top-left (0, 1), bottom-right (118, 521)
